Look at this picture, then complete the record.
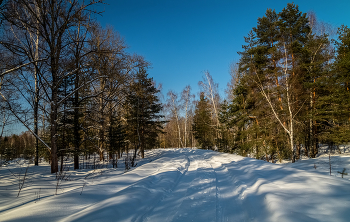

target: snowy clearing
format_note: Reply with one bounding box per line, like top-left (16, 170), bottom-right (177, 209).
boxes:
top-left (1, 148), bottom-right (350, 222)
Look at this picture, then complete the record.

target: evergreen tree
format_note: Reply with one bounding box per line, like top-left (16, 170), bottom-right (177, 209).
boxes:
top-left (227, 3), bottom-right (331, 161)
top-left (217, 100), bottom-right (231, 152)
top-left (108, 113), bottom-right (126, 167)
top-left (125, 68), bottom-right (164, 160)
top-left (301, 25), bottom-right (332, 158)
top-left (57, 74), bottom-right (74, 171)
top-left (192, 92), bottom-right (214, 149)
top-left (317, 26), bottom-right (350, 145)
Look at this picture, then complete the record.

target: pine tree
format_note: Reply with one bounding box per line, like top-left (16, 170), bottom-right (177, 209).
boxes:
top-left (318, 26), bottom-right (350, 145)
top-left (125, 68), bottom-right (164, 160)
top-left (227, 3), bottom-right (329, 161)
top-left (301, 22), bottom-right (332, 158)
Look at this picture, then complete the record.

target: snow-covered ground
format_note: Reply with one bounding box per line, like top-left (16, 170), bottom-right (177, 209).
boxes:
top-left (1, 148), bottom-right (350, 222)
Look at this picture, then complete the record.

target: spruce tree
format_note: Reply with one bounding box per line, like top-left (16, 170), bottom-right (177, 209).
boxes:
top-left (57, 74), bottom-right (74, 171)
top-left (108, 113), bottom-right (125, 167)
top-left (192, 92), bottom-right (214, 149)
top-left (217, 100), bottom-right (231, 152)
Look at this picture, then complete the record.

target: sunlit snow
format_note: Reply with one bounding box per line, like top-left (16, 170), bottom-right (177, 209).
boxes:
top-left (1, 148), bottom-right (350, 222)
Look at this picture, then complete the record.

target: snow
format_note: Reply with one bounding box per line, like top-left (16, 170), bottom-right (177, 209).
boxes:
top-left (1, 148), bottom-right (350, 222)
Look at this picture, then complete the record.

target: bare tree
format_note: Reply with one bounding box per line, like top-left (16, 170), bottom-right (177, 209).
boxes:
top-left (226, 63), bottom-right (240, 101)
top-left (87, 25), bottom-right (146, 161)
top-left (198, 71), bottom-right (221, 147)
top-left (4, 0), bottom-right (104, 173)
top-left (167, 90), bottom-right (183, 148)
top-left (199, 71), bottom-right (221, 127)
top-left (181, 85), bottom-right (194, 148)
top-left (0, 1), bottom-right (44, 166)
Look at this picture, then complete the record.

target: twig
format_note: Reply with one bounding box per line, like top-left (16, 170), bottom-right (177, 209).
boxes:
top-left (17, 164), bottom-right (29, 197)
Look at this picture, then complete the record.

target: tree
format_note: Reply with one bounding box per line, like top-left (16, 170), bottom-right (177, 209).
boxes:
top-left (199, 71), bottom-right (221, 130)
top-left (166, 90), bottom-right (183, 148)
top-left (0, 1), bottom-right (45, 166)
top-left (316, 25), bottom-right (350, 146)
top-left (298, 12), bottom-right (334, 158)
top-left (108, 113), bottom-right (125, 167)
top-left (192, 92), bottom-right (214, 149)
top-left (235, 3), bottom-right (312, 162)
top-left (181, 85), bottom-right (194, 148)
top-left (3, 0), bottom-right (104, 173)
top-left (217, 100), bottom-right (231, 152)
top-left (125, 68), bottom-right (164, 160)
top-left (219, 3), bottom-right (337, 162)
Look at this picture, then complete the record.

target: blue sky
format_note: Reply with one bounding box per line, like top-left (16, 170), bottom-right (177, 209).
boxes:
top-left (8, 0), bottom-right (350, 134)
top-left (95, 0), bottom-right (350, 100)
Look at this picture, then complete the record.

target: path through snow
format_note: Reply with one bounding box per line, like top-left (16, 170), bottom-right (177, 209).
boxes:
top-left (1, 148), bottom-right (350, 222)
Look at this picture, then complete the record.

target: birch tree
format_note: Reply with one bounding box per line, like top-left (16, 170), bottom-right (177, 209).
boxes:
top-left (181, 85), bottom-right (194, 148)
top-left (199, 71), bottom-right (221, 147)
top-left (0, 1), bottom-right (44, 166)
top-left (199, 71), bottom-right (221, 127)
top-left (167, 90), bottom-right (183, 148)
top-left (234, 3), bottom-right (312, 162)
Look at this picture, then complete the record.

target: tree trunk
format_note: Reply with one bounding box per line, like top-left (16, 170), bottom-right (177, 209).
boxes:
top-left (184, 105), bottom-right (187, 148)
top-left (60, 154), bottom-right (64, 172)
top-left (73, 65), bottom-right (80, 170)
top-left (34, 28), bottom-right (40, 166)
top-left (99, 150), bottom-right (104, 162)
top-left (289, 132), bottom-right (295, 163)
top-left (309, 91), bottom-right (314, 158)
top-left (34, 79), bottom-right (39, 165)
top-left (313, 137), bottom-right (318, 157)
top-left (296, 143), bottom-right (301, 160)
top-left (50, 106), bottom-right (58, 173)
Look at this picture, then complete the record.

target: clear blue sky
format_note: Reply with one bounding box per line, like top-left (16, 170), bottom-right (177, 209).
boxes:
top-left (8, 0), bottom-right (350, 135)
top-left (95, 0), bottom-right (350, 100)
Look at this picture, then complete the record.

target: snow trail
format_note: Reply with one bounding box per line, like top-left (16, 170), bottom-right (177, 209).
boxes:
top-left (143, 149), bottom-right (217, 222)
top-left (1, 148), bottom-right (350, 222)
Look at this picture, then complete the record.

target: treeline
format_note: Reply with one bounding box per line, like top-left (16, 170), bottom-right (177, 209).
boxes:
top-left (163, 3), bottom-right (350, 163)
top-left (197, 4), bottom-right (349, 162)
top-left (161, 72), bottom-right (221, 149)
top-left (2, 2), bottom-right (350, 169)
top-left (222, 3), bottom-right (350, 162)
top-left (0, 132), bottom-right (35, 161)
top-left (0, 0), bottom-right (164, 173)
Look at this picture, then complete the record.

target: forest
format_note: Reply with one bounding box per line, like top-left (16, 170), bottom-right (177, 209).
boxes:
top-left (1, 0), bottom-right (350, 175)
